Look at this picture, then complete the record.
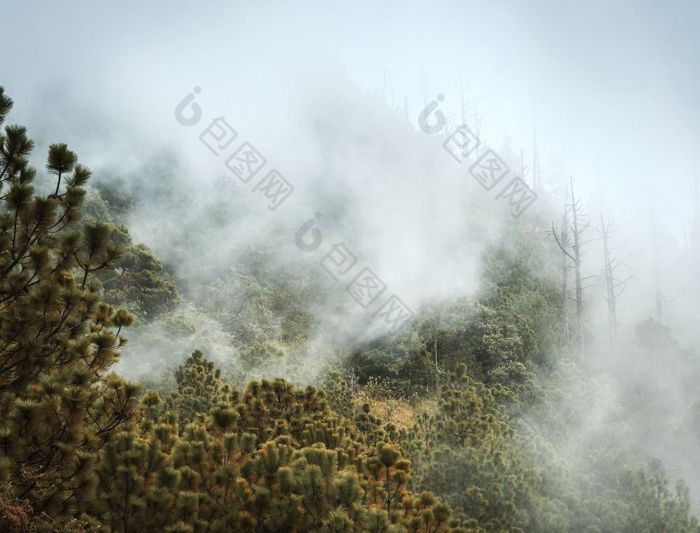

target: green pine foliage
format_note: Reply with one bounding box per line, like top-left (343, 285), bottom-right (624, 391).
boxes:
top-left (0, 88), bottom-right (458, 532)
top-left (400, 366), bottom-right (539, 531)
top-left (1, 86), bottom-right (699, 533)
top-left (81, 188), bottom-right (181, 321)
top-left (87, 351), bottom-right (458, 532)
top-left (0, 86), bottom-right (138, 524)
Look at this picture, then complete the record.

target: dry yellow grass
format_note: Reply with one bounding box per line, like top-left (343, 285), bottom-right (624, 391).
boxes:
top-left (351, 391), bottom-right (437, 430)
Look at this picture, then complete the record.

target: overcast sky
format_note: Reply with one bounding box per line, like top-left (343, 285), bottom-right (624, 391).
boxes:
top-left (4, 1), bottom-right (699, 221)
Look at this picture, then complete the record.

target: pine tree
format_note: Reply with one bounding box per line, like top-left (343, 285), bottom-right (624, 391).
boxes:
top-left (91, 351), bottom-right (459, 532)
top-left (400, 366), bottom-right (538, 531)
top-left (0, 87), bottom-right (137, 525)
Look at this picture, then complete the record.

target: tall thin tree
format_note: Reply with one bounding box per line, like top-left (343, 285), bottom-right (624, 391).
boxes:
top-left (600, 215), bottom-right (632, 336)
top-left (552, 177), bottom-right (590, 357)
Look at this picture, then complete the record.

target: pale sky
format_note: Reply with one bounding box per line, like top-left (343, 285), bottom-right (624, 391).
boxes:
top-left (4, 1), bottom-right (698, 222)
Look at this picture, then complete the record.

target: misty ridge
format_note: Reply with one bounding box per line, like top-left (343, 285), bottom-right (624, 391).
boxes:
top-left (3, 2), bottom-right (700, 532)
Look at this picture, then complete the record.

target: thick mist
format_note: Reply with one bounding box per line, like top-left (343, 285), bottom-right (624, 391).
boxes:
top-left (4, 0), bottom-right (700, 516)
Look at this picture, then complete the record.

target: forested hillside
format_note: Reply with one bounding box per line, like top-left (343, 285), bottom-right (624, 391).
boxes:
top-left (1, 79), bottom-right (700, 533)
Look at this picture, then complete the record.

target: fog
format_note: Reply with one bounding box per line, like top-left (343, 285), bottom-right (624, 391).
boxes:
top-left (5, 0), bottom-right (699, 314)
top-left (4, 0), bottom-right (700, 517)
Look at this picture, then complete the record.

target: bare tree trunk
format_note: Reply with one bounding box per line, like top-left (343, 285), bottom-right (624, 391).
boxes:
top-left (601, 215), bottom-right (617, 334)
top-left (459, 77), bottom-right (466, 127)
top-left (692, 170), bottom-right (700, 354)
top-left (570, 177), bottom-right (585, 358)
top-left (532, 129), bottom-right (541, 192)
top-left (552, 178), bottom-right (589, 357)
top-left (560, 192), bottom-right (570, 340)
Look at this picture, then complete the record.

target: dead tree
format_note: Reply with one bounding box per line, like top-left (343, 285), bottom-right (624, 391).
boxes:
top-left (601, 216), bottom-right (617, 332)
top-left (649, 206), bottom-right (679, 321)
top-left (456, 79), bottom-right (484, 157)
top-left (552, 177), bottom-right (590, 358)
top-left (532, 128), bottom-right (542, 192)
top-left (691, 170), bottom-right (700, 352)
top-left (569, 178), bottom-right (589, 357)
top-left (458, 77), bottom-right (467, 127)
top-left (556, 184), bottom-right (571, 340)
top-left (600, 215), bottom-right (632, 335)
